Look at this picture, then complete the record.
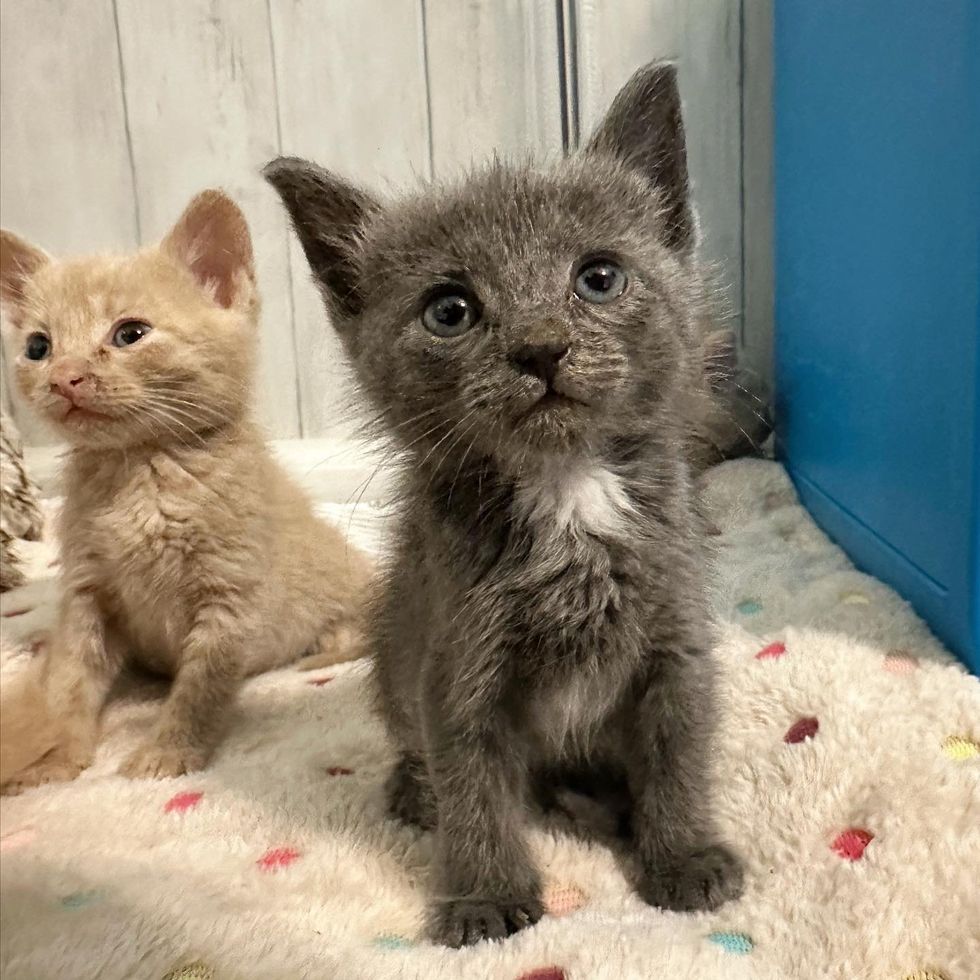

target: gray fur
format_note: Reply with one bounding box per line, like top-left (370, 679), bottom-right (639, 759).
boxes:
top-left (266, 62), bottom-right (744, 947)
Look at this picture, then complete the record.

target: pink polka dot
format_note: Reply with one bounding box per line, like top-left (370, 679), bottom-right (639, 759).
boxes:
top-left (164, 791), bottom-right (204, 814)
top-left (755, 641), bottom-right (786, 660)
top-left (1, 607), bottom-right (31, 618)
top-left (307, 676), bottom-right (333, 687)
top-left (883, 651), bottom-right (919, 674)
top-left (0, 827), bottom-right (37, 852)
top-left (831, 828), bottom-right (873, 861)
top-left (516, 969), bottom-right (566, 980)
top-left (257, 846), bottom-right (301, 871)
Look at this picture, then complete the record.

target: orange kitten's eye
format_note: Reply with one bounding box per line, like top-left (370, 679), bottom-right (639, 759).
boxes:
top-left (24, 332), bottom-right (50, 361)
top-left (111, 319), bottom-right (152, 348)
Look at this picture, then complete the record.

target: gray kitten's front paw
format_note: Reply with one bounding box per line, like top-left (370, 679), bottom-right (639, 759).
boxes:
top-left (639, 844), bottom-right (744, 912)
top-left (428, 895), bottom-right (544, 947)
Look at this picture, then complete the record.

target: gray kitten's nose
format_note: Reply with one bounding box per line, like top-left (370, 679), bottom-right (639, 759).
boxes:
top-left (510, 340), bottom-right (570, 384)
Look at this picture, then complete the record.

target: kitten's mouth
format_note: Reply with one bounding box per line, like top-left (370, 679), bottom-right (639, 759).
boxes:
top-left (59, 404), bottom-right (113, 424)
top-left (525, 386), bottom-right (590, 415)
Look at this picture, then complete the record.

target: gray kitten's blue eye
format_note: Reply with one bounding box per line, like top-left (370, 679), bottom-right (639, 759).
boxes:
top-left (112, 319), bottom-right (152, 347)
top-left (574, 259), bottom-right (628, 304)
top-left (25, 332), bottom-right (50, 361)
top-left (422, 293), bottom-right (479, 337)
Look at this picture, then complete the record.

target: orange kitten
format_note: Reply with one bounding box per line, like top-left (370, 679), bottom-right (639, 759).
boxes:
top-left (0, 191), bottom-right (372, 789)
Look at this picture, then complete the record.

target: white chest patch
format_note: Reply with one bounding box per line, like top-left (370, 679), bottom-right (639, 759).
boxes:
top-left (514, 458), bottom-right (633, 537)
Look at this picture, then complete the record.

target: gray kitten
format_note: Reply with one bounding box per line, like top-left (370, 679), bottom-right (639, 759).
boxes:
top-left (266, 62), bottom-right (744, 947)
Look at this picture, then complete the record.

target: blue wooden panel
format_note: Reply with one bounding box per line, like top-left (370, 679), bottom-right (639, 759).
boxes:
top-left (774, 1), bottom-right (980, 670)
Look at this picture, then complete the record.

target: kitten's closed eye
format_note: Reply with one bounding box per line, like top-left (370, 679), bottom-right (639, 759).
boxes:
top-left (111, 319), bottom-right (152, 348)
top-left (24, 332), bottom-right (50, 361)
top-left (574, 258), bottom-right (628, 304)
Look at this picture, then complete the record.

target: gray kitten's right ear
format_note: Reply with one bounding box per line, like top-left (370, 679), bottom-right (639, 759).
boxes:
top-left (584, 62), bottom-right (694, 252)
top-left (263, 157), bottom-right (379, 319)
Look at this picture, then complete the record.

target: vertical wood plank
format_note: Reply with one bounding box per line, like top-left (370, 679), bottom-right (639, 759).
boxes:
top-left (424, 0), bottom-right (564, 174)
top-left (741, 0), bottom-right (774, 388)
top-left (0, 0), bottom-right (137, 444)
top-left (574, 0), bottom-right (744, 334)
top-left (114, 0), bottom-right (300, 437)
top-left (269, 0), bottom-right (431, 438)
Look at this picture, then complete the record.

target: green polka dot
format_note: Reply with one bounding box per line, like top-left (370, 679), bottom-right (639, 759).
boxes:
top-left (373, 934), bottom-right (412, 950)
top-left (736, 599), bottom-right (762, 615)
top-left (708, 931), bottom-right (754, 954)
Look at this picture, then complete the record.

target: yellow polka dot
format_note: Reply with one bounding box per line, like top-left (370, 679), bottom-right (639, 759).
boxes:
top-left (163, 964), bottom-right (214, 980)
top-left (941, 735), bottom-right (979, 761)
top-left (840, 590), bottom-right (870, 605)
top-left (902, 971), bottom-right (949, 980)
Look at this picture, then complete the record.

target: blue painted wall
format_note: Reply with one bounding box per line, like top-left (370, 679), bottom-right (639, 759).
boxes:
top-left (774, 2), bottom-right (979, 670)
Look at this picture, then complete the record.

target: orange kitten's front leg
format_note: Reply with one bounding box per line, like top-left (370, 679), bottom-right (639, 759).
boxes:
top-left (2, 590), bottom-right (120, 794)
top-left (118, 605), bottom-right (243, 780)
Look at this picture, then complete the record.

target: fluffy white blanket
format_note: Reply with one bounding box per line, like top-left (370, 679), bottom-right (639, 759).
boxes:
top-left (1, 459), bottom-right (977, 980)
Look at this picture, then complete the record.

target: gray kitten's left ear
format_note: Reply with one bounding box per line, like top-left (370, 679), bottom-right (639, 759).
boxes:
top-left (263, 157), bottom-right (379, 321)
top-left (584, 62), bottom-right (693, 252)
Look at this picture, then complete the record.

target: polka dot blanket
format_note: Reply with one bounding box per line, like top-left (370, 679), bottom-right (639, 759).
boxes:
top-left (1, 459), bottom-right (977, 980)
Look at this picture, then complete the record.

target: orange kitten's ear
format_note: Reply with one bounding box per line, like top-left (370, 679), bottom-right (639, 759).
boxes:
top-left (0, 231), bottom-right (50, 324)
top-left (161, 190), bottom-right (255, 309)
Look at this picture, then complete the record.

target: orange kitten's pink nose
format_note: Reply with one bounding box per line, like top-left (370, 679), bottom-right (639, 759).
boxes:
top-left (49, 363), bottom-right (93, 401)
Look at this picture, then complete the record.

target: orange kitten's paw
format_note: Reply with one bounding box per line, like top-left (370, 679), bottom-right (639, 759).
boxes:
top-left (2, 748), bottom-right (92, 795)
top-left (118, 742), bottom-right (206, 780)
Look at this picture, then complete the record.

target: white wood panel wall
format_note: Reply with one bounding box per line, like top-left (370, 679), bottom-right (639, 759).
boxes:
top-left (425, 0), bottom-right (563, 173)
top-left (0, 0), bottom-right (770, 446)
top-left (269, 0), bottom-right (430, 439)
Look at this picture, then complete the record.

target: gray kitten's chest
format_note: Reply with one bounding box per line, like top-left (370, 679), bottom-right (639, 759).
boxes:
top-left (500, 461), bottom-right (646, 661)
top-left (487, 463), bottom-right (655, 756)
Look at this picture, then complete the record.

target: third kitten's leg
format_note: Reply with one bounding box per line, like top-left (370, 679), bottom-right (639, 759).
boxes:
top-left (424, 699), bottom-right (543, 947)
top-left (630, 654), bottom-right (744, 912)
top-left (119, 605), bottom-right (243, 779)
top-left (3, 590), bottom-right (121, 793)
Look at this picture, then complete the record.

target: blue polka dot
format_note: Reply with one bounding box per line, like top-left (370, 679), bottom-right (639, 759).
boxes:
top-left (736, 599), bottom-right (763, 616)
top-left (708, 931), bottom-right (754, 954)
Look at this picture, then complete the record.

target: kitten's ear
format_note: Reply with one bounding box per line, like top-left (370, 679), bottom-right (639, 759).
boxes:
top-left (0, 231), bottom-right (50, 324)
top-left (584, 62), bottom-right (694, 252)
top-left (161, 190), bottom-right (255, 309)
top-left (263, 157), bottom-right (378, 319)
